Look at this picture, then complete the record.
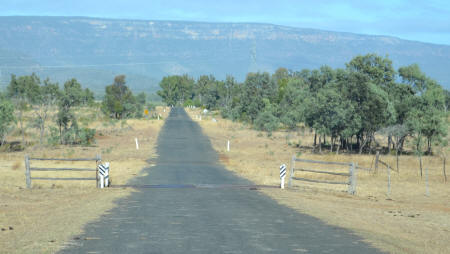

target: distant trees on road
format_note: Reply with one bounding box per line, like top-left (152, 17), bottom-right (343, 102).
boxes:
top-left (157, 53), bottom-right (449, 155)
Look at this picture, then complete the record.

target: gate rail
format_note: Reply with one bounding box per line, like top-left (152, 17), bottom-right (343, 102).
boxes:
top-left (25, 155), bottom-right (101, 188)
top-left (288, 156), bottom-right (357, 194)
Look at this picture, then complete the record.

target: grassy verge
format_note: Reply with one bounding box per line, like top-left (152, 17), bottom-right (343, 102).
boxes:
top-left (188, 108), bottom-right (449, 254)
top-left (0, 107), bottom-right (169, 253)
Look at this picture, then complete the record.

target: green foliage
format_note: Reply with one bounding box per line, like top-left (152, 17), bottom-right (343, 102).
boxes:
top-left (155, 53), bottom-right (448, 154)
top-left (236, 72), bottom-right (277, 123)
top-left (157, 74), bottom-right (195, 106)
top-left (0, 95), bottom-right (15, 145)
top-left (6, 73), bottom-right (41, 143)
top-left (102, 75), bottom-right (141, 119)
top-left (254, 110), bottom-right (279, 133)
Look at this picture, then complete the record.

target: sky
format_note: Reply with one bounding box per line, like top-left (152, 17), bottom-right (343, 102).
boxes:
top-left (1, 0), bottom-right (449, 45)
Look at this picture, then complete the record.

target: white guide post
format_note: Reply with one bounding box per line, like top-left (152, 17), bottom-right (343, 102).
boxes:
top-left (227, 140), bottom-right (230, 152)
top-left (280, 164), bottom-right (287, 189)
top-left (135, 138), bottom-right (139, 150)
top-left (104, 162), bottom-right (110, 187)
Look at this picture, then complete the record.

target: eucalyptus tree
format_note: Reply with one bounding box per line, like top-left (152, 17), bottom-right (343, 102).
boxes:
top-left (343, 54), bottom-right (397, 153)
top-left (237, 72), bottom-right (277, 123)
top-left (6, 73), bottom-right (40, 144)
top-left (57, 78), bottom-right (84, 144)
top-left (33, 78), bottom-right (61, 145)
top-left (102, 75), bottom-right (137, 119)
top-left (157, 74), bottom-right (195, 106)
top-left (0, 93), bottom-right (15, 146)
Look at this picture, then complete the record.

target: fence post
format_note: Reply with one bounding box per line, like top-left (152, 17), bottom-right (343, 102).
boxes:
top-left (387, 165), bottom-right (391, 199)
top-left (288, 155), bottom-right (295, 188)
top-left (443, 157), bottom-right (447, 182)
top-left (96, 154), bottom-right (101, 188)
top-left (25, 155), bottom-right (31, 189)
top-left (375, 151), bottom-right (380, 173)
top-left (425, 167), bottom-right (430, 197)
top-left (348, 162), bottom-right (356, 195)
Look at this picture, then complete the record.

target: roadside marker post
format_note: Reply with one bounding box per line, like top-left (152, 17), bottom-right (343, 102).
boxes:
top-left (280, 164), bottom-right (287, 189)
top-left (98, 162), bottom-right (110, 188)
top-left (227, 140), bottom-right (230, 152)
top-left (135, 138), bottom-right (139, 150)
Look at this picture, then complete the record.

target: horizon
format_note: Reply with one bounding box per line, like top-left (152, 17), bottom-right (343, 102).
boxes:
top-left (1, 0), bottom-right (449, 46)
top-left (1, 14), bottom-right (449, 47)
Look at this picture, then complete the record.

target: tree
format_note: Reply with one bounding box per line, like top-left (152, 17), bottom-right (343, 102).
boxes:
top-left (6, 73), bottom-right (40, 143)
top-left (414, 81), bottom-right (446, 154)
top-left (81, 88), bottom-right (95, 106)
top-left (279, 78), bottom-right (308, 129)
top-left (32, 78), bottom-right (61, 145)
top-left (0, 94), bottom-right (15, 146)
top-left (398, 64), bottom-right (427, 93)
top-left (342, 55), bottom-right (397, 153)
top-left (236, 72), bottom-right (277, 122)
top-left (399, 65), bottom-right (447, 155)
top-left (102, 75), bottom-right (137, 119)
top-left (157, 75), bottom-right (195, 106)
top-left (223, 75), bottom-right (237, 110)
top-left (57, 78), bottom-right (84, 144)
top-left (273, 67), bottom-right (290, 103)
top-left (254, 98), bottom-right (279, 134)
top-left (346, 54), bottom-right (396, 90)
top-left (305, 87), bottom-right (361, 153)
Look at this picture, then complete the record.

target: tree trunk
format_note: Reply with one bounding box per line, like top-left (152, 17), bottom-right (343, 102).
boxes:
top-left (314, 133), bottom-right (317, 147)
top-left (330, 136), bottom-right (334, 153)
top-left (443, 157), bottom-right (447, 182)
top-left (319, 135), bottom-right (322, 153)
top-left (396, 148), bottom-right (400, 173)
top-left (427, 138), bottom-right (432, 155)
top-left (350, 136), bottom-right (353, 152)
top-left (359, 135), bottom-right (369, 154)
top-left (336, 137), bottom-right (341, 155)
top-left (419, 153), bottom-right (423, 178)
top-left (388, 135), bottom-right (392, 154)
top-left (39, 123), bottom-right (45, 145)
top-left (18, 110), bottom-right (25, 144)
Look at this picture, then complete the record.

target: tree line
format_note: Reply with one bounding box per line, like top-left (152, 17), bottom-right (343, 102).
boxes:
top-left (157, 54), bottom-right (449, 157)
top-left (0, 74), bottom-right (149, 148)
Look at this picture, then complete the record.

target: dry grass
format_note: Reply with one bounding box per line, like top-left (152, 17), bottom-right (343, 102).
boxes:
top-left (0, 106), bottom-right (169, 253)
top-left (188, 108), bottom-right (450, 254)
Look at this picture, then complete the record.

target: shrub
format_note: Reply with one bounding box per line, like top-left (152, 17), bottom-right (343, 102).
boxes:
top-left (254, 111), bottom-right (279, 133)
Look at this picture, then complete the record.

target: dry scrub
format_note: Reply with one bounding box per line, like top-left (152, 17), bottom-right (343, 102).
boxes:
top-left (188, 108), bottom-right (450, 254)
top-left (0, 106), bottom-right (169, 253)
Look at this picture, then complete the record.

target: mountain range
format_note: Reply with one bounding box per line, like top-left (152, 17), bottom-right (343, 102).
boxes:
top-left (0, 16), bottom-right (449, 94)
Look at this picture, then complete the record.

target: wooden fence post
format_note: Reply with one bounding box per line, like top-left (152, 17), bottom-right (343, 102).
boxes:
top-left (425, 167), bottom-right (430, 197)
top-left (443, 157), bottom-right (447, 183)
top-left (387, 165), bottom-right (391, 199)
top-left (96, 154), bottom-right (101, 188)
top-left (348, 162), bottom-right (356, 195)
top-left (288, 155), bottom-right (295, 188)
top-left (25, 155), bottom-right (31, 189)
top-left (375, 151), bottom-right (380, 173)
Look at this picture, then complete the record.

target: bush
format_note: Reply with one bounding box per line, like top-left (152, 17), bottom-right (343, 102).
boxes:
top-left (254, 111), bottom-right (279, 133)
top-left (47, 126), bottom-right (96, 146)
top-left (78, 128), bottom-right (96, 145)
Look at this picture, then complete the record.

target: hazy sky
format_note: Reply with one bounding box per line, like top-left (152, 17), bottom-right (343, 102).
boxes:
top-left (1, 0), bottom-right (449, 45)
